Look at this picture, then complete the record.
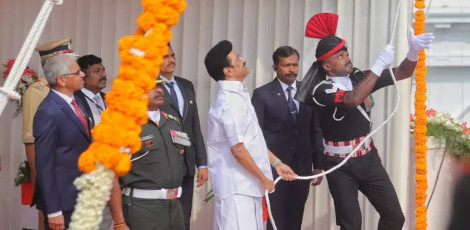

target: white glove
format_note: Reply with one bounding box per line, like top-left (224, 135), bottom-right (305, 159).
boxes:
top-left (370, 44), bottom-right (395, 76)
top-left (407, 27), bottom-right (434, 61)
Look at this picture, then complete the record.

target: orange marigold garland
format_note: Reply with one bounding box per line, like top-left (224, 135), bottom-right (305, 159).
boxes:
top-left (414, 0), bottom-right (428, 229)
top-left (68, 0), bottom-right (186, 229)
top-left (78, 0), bottom-right (186, 176)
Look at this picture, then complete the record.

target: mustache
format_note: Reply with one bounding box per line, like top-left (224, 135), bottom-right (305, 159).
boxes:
top-left (286, 73), bottom-right (297, 77)
top-left (153, 92), bottom-right (164, 99)
top-left (345, 62), bottom-right (352, 67)
top-left (167, 62), bottom-right (176, 66)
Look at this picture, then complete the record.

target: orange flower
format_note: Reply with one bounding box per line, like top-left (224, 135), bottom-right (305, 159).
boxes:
top-left (415, 1), bottom-right (425, 9)
top-left (414, 4), bottom-right (432, 226)
top-left (78, 0), bottom-right (186, 175)
top-left (414, 2), bottom-right (428, 228)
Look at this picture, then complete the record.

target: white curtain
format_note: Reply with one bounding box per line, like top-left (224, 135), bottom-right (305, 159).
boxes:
top-left (0, 0), bottom-right (412, 229)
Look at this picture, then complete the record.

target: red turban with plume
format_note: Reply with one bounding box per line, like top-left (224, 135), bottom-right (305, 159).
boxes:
top-left (305, 13), bottom-right (347, 61)
top-left (294, 13), bottom-right (348, 104)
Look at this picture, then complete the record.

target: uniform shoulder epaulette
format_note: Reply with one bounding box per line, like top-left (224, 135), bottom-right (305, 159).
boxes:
top-left (29, 79), bottom-right (49, 91)
top-left (161, 111), bottom-right (180, 125)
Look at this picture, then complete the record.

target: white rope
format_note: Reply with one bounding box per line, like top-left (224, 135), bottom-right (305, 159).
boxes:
top-left (0, 0), bottom-right (62, 117)
top-left (266, 0), bottom-right (405, 229)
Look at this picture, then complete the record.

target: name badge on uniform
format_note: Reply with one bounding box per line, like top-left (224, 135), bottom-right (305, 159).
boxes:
top-left (364, 95), bottom-right (375, 112)
top-left (170, 130), bottom-right (191, 147)
top-left (141, 135), bottom-right (155, 147)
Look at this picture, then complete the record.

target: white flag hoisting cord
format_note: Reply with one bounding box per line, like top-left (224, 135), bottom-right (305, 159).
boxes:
top-left (0, 0), bottom-right (63, 117)
top-left (266, 0), bottom-right (406, 229)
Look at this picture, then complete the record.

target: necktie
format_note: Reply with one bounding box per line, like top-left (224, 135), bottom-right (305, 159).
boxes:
top-left (166, 82), bottom-right (179, 110)
top-left (93, 95), bottom-right (104, 112)
top-left (71, 99), bottom-right (90, 136)
top-left (286, 86), bottom-right (298, 123)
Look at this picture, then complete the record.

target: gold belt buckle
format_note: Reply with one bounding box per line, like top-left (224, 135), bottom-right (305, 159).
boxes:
top-left (166, 188), bottom-right (178, 199)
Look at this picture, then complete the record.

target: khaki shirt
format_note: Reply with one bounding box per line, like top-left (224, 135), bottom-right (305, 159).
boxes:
top-left (22, 77), bottom-right (49, 143)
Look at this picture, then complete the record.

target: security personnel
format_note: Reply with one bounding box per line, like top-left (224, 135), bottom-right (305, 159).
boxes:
top-left (113, 80), bottom-right (187, 230)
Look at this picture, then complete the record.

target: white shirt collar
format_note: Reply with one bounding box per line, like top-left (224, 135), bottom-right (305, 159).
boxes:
top-left (81, 88), bottom-right (101, 99)
top-left (327, 75), bottom-right (353, 90)
top-left (159, 75), bottom-right (176, 84)
top-left (277, 78), bottom-right (296, 92)
top-left (147, 109), bottom-right (161, 122)
top-left (218, 80), bottom-right (247, 93)
top-left (51, 89), bottom-right (74, 104)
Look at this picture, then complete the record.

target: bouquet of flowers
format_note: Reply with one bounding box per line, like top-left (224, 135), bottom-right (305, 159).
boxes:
top-left (2, 59), bottom-right (38, 114)
top-left (410, 109), bottom-right (470, 160)
top-left (14, 160), bottom-right (31, 186)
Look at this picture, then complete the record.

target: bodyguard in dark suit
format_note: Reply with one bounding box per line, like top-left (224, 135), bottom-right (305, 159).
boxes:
top-left (73, 54), bottom-right (112, 230)
top-left (448, 174), bottom-right (470, 230)
top-left (252, 46), bottom-right (324, 230)
top-left (33, 55), bottom-right (91, 230)
top-left (158, 43), bottom-right (208, 230)
top-left (74, 55), bottom-right (107, 127)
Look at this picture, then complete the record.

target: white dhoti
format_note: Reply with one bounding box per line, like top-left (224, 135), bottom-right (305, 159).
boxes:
top-left (213, 194), bottom-right (263, 230)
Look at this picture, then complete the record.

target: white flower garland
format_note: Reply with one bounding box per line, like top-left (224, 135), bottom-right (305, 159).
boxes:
top-left (69, 163), bottom-right (114, 230)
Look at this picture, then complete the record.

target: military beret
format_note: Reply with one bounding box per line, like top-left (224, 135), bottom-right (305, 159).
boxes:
top-left (35, 38), bottom-right (75, 59)
top-left (204, 40), bottom-right (232, 82)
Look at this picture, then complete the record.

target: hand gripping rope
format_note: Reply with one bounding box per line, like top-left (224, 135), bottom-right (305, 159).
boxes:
top-left (0, 0), bottom-right (63, 117)
top-left (266, 1), bottom-right (407, 229)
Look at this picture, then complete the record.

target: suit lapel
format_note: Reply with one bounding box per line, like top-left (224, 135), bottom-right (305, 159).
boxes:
top-left (50, 92), bottom-right (90, 140)
top-left (269, 79), bottom-right (291, 119)
top-left (100, 92), bottom-right (107, 108)
top-left (174, 78), bottom-right (189, 122)
top-left (160, 79), bottom-right (182, 118)
top-left (74, 91), bottom-right (93, 124)
top-left (76, 97), bottom-right (94, 132)
top-left (296, 81), bottom-right (306, 127)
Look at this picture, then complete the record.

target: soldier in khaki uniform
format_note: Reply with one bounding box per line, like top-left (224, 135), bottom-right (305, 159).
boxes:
top-left (21, 38), bottom-right (76, 230)
top-left (111, 80), bottom-right (187, 230)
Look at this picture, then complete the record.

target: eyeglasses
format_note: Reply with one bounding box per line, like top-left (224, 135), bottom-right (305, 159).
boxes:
top-left (62, 69), bottom-right (82, 77)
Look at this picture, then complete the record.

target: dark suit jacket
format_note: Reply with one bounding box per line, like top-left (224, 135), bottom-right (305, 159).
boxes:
top-left (158, 76), bottom-right (207, 176)
top-left (74, 90), bottom-right (106, 128)
top-left (32, 91), bottom-right (91, 214)
top-left (448, 174), bottom-right (470, 230)
top-left (252, 79), bottom-right (324, 176)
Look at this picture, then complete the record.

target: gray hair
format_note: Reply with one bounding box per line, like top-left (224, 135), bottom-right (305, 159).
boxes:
top-left (40, 52), bottom-right (78, 66)
top-left (43, 55), bottom-right (76, 88)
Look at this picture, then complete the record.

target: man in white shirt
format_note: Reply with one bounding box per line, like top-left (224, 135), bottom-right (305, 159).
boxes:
top-left (204, 40), bottom-right (296, 230)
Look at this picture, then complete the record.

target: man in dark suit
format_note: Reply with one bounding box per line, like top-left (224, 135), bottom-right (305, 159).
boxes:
top-left (74, 54), bottom-right (107, 127)
top-left (251, 46), bottom-right (324, 230)
top-left (33, 55), bottom-right (91, 230)
top-left (448, 174), bottom-right (470, 230)
top-left (158, 43), bottom-right (208, 230)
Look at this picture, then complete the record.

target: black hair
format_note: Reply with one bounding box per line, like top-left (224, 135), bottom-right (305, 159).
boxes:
top-left (272, 46), bottom-right (300, 66)
top-left (77, 55), bottom-right (102, 71)
top-left (204, 40), bottom-right (232, 82)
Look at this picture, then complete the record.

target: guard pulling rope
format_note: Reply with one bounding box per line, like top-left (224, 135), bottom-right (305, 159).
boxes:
top-left (266, 1), bottom-right (433, 229)
top-left (0, 0), bottom-right (63, 116)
